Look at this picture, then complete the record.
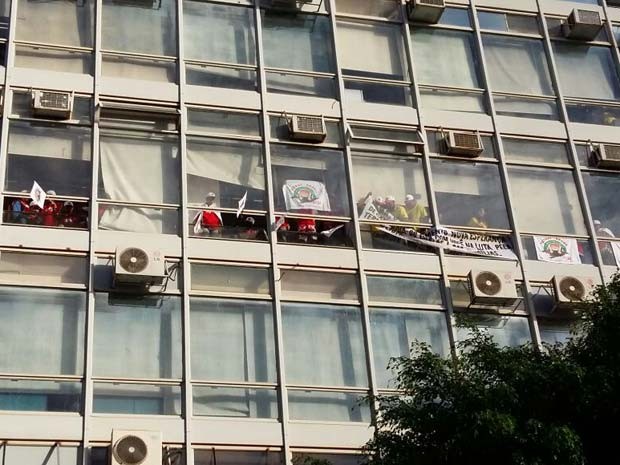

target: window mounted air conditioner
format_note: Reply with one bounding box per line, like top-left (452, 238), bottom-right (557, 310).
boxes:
top-left (407, 0), bottom-right (445, 24)
top-left (288, 115), bottom-right (327, 142)
top-left (31, 90), bottom-right (73, 119)
top-left (469, 270), bottom-right (519, 307)
top-left (552, 275), bottom-right (595, 312)
top-left (114, 247), bottom-right (166, 287)
top-left (111, 430), bottom-right (162, 465)
top-left (444, 130), bottom-right (483, 157)
top-left (562, 9), bottom-right (602, 41)
top-left (592, 144), bottom-right (620, 169)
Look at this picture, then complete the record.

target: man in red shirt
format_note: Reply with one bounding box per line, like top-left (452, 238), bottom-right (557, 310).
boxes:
top-left (194, 192), bottom-right (222, 236)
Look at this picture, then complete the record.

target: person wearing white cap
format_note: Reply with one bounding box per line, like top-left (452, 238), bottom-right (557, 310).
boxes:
top-left (395, 193), bottom-right (427, 223)
top-left (383, 196), bottom-right (397, 221)
top-left (594, 219), bottom-right (615, 238)
top-left (193, 192), bottom-right (222, 236)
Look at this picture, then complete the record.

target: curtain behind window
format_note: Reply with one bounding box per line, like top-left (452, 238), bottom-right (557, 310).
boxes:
top-left (184, 1), bottom-right (255, 65)
top-left (0, 287), bottom-right (85, 376)
top-left (482, 35), bottom-right (553, 95)
top-left (553, 42), bottom-right (620, 100)
top-left (412, 28), bottom-right (479, 88)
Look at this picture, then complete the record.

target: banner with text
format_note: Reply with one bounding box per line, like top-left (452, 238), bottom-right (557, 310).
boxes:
top-left (377, 226), bottom-right (518, 260)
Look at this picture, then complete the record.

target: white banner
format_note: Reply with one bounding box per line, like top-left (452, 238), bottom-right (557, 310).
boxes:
top-left (534, 236), bottom-right (581, 265)
top-left (283, 180), bottom-right (331, 212)
top-left (378, 226), bottom-right (518, 260)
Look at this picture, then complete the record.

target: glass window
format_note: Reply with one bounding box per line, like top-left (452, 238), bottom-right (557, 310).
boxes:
top-left (553, 43), bottom-right (620, 100)
top-left (282, 303), bottom-right (368, 387)
top-left (195, 450), bottom-right (283, 465)
top-left (266, 70), bottom-right (336, 99)
top-left (412, 29), bottom-right (480, 89)
top-left (271, 145), bottom-right (351, 217)
top-left (343, 80), bottom-right (413, 106)
top-left (420, 88), bottom-right (486, 113)
top-left (191, 263), bottom-right (271, 296)
top-left (337, 19), bottom-right (408, 81)
top-left (366, 275), bottom-right (442, 305)
top-left (493, 94), bottom-right (558, 120)
top-left (335, 0), bottom-right (401, 20)
top-left (430, 159), bottom-right (510, 229)
top-left (292, 454), bottom-right (363, 465)
top-left (280, 270), bottom-right (359, 302)
top-left (262, 12), bottom-right (333, 73)
top-left (93, 293), bottom-right (182, 379)
top-left (566, 101), bottom-right (620, 126)
top-left (14, 46), bottom-right (93, 74)
top-left (508, 166), bottom-right (587, 235)
top-left (6, 122), bottom-right (92, 198)
top-left (102, 0), bottom-right (177, 56)
top-left (193, 386), bottom-right (278, 419)
top-left (370, 309), bottom-right (450, 388)
top-left (16, 0), bottom-right (94, 47)
top-left (0, 287), bottom-right (85, 376)
top-left (4, 445), bottom-right (80, 465)
top-left (456, 315), bottom-right (532, 347)
top-left (0, 379), bottom-right (82, 413)
top-left (436, 8), bottom-right (471, 28)
top-left (503, 138), bottom-right (570, 165)
top-left (186, 138), bottom-right (265, 210)
top-left (184, 1), bottom-right (255, 65)
top-left (98, 131), bottom-right (179, 233)
top-left (478, 11), bottom-right (540, 34)
top-left (93, 382), bottom-right (181, 415)
top-left (583, 172), bottom-right (620, 237)
top-left (0, 252), bottom-right (86, 285)
top-left (482, 35), bottom-right (553, 95)
top-left (538, 320), bottom-right (573, 345)
top-left (188, 109), bottom-right (261, 138)
top-left (190, 298), bottom-right (276, 383)
top-left (288, 390), bottom-right (370, 422)
top-left (352, 152), bottom-right (429, 223)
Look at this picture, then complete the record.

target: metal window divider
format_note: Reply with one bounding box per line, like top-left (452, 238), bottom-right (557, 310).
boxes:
top-left (535, 0), bottom-right (607, 287)
top-left (469, 0), bottom-right (543, 348)
top-left (400, 1), bottom-right (460, 358)
top-left (0, 0), bottom-right (17, 230)
top-left (176, 0), bottom-right (195, 464)
top-left (326, 0), bottom-right (381, 424)
top-left (253, 3), bottom-right (292, 465)
top-left (82, 0), bottom-right (103, 461)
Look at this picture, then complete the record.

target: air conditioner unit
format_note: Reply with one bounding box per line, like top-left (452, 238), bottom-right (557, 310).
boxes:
top-left (407, 0), bottom-right (445, 24)
top-left (31, 90), bottom-right (73, 119)
top-left (114, 247), bottom-right (166, 287)
top-left (592, 144), bottom-right (620, 169)
top-left (552, 275), bottom-right (594, 312)
top-left (444, 130), bottom-right (483, 157)
top-left (111, 430), bottom-right (162, 465)
top-left (288, 115), bottom-right (327, 142)
top-left (469, 270), bottom-right (519, 307)
top-left (562, 9), bottom-right (602, 41)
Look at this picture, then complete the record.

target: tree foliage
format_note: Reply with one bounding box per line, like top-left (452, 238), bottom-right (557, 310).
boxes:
top-left (364, 274), bottom-right (620, 465)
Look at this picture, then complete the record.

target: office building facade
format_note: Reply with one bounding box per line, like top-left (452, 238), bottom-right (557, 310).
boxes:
top-left (0, 0), bottom-right (619, 463)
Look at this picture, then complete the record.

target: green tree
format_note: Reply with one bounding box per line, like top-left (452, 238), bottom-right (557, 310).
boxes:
top-left (364, 274), bottom-right (620, 465)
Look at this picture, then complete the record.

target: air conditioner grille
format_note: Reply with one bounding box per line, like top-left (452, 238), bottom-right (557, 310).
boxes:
top-left (296, 116), bottom-right (324, 134)
top-left (453, 132), bottom-right (480, 149)
top-left (39, 91), bottom-right (70, 110)
top-left (419, 0), bottom-right (444, 5)
top-left (603, 144), bottom-right (620, 161)
top-left (475, 272), bottom-right (502, 296)
top-left (575, 9), bottom-right (600, 25)
top-left (119, 248), bottom-right (149, 273)
top-left (114, 435), bottom-right (148, 465)
top-left (559, 277), bottom-right (586, 301)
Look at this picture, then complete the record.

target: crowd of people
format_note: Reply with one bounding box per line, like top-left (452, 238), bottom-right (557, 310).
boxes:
top-left (4, 191), bottom-right (89, 228)
top-left (192, 192), bottom-right (348, 245)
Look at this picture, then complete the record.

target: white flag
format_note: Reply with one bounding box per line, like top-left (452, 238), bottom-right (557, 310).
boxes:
top-left (30, 181), bottom-right (46, 209)
top-left (272, 216), bottom-right (286, 231)
top-left (236, 191), bottom-right (248, 218)
top-left (192, 210), bottom-right (202, 235)
top-left (319, 224), bottom-right (344, 238)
